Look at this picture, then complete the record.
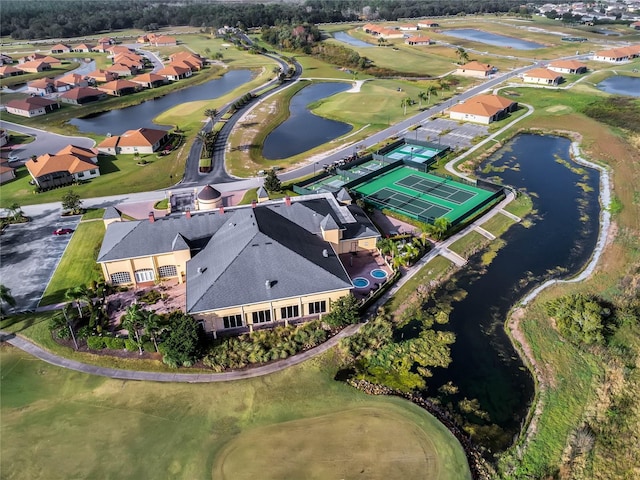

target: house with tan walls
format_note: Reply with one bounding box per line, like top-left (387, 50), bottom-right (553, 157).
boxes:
top-left (455, 61), bottom-right (495, 78)
top-left (25, 144), bottom-right (100, 189)
top-left (97, 128), bottom-right (170, 154)
top-left (523, 67), bottom-right (563, 85)
top-left (97, 193), bottom-right (380, 335)
top-left (449, 94), bottom-right (518, 125)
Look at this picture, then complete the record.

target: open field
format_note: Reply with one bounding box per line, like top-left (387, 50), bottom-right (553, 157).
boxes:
top-left (0, 346), bottom-right (470, 480)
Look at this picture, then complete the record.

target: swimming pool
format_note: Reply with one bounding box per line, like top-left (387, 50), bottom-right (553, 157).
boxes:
top-left (371, 269), bottom-right (388, 279)
top-left (352, 277), bottom-right (370, 288)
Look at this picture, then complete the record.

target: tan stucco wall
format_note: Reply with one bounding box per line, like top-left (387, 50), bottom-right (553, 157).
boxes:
top-left (101, 249), bottom-right (191, 285)
top-left (455, 69), bottom-right (488, 78)
top-left (450, 111), bottom-right (491, 124)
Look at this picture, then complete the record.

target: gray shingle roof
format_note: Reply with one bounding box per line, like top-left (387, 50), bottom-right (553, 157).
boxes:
top-left (257, 186), bottom-right (269, 199)
top-left (103, 206), bottom-right (122, 220)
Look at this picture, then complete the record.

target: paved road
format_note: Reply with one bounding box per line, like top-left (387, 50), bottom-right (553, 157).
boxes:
top-left (0, 120), bottom-right (95, 163)
top-left (0, 323), bottom-right (362, 382)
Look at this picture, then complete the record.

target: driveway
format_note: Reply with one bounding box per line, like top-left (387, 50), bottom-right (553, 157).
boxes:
top-left (0, 206), bottom-right (80, 312)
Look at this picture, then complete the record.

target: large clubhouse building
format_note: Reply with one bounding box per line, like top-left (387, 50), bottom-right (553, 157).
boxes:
top-left (98, 192), bottom-right (380, 335)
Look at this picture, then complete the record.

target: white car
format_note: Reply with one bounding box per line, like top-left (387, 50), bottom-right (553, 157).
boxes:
top-left (7, 155), bottom-right (20, 163)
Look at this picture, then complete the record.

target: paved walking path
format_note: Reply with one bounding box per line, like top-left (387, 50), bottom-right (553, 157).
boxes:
top-left (0, 323), bottom-right (362, 382)
top-left (440, 247), bottom-right (467, 267)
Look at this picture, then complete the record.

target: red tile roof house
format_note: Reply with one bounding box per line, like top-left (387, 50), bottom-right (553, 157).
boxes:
top-left (107, 63), bottom-right (137, 77)
top-left (107, 45), bottom-right (134, 56)
top-left (131, 72), bottom-right (167, 88)
top-left (0, 54), bottom-right (14, 65)
top-left (0, 162), bottom-right (16, 185)
top-left (405, 36), bottom-right (433, 46)
top-left (57, 73), bottom-right (90, 88)
top-left (5, 97), bottom-right (60, 117)
top-left (157, 65), bottom-right (192, 81)
top-left (59, 87), bottom-right (107, 105)
top-left (27, 77), bottom-right (57, 94)
top-left (170, 51), bottom-right (205, 66)
top-left (51, 43), bottom-right (72, 54)
top-left (18, 53), bottom-right (61, 65)
top-left (26, 145), bottom-right (100, 189)
top-left (87, 69), bottom-right (118, 83)
top-left (98, 37), bottom-right (116, 45)
top-left (593, 45), bottom-right (640, 62)
top-left (548, 59), bottom-right (587, 74)
top-left (92, 43), bottom-right (112, 53)
top-left (17, 60), bottom-right (51, 73)
top-left (72, 43), bottom-right (95, 53)
top-left (417, 21), bottom-right (440, 28)
top-left (0, 65), bottom-right (24, 78)
top-left (456, 61), bottom-right (495, 78)
top-left (632, 22), bottom-right (640, 30)
top-left (398, 24), bottom-right (418, 31)
top-left (98, 79), bottom-right (140, 96)
top-left (112, 56), bottom-right (143, 73)
top-left (449, 94), bottom-right (518, 125)
top-left (523, 67), bottom-right (563, 85)
top-left (97, 128), bottom-right (170, 155)
top-left (151, 35), bottom-right (177, 47)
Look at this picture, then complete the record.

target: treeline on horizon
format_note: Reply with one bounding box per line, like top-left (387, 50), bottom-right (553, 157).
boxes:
top-left (1, 0), bottom-right (541, 40)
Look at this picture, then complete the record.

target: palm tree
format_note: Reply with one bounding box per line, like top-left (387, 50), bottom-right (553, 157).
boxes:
top-left (65, 286), bottom-right (93, 317)
top-left (0, 284), bottom-right (16, 317)
top-left (203, 108), bottom-right (217, 121)
top-left (426, 84), bottom-right (438, 104)
top-left (400, 96), bottom-right (412, 116)
top-left (455, 47), bottom-right (469, 64)
top-left (7, 203), bottom-right (22, 222)
top-left (271, 65), bottom-right (281, 75)
top-left (53, 303), bottom-right (79, 350)
top-left (143, 310), bottom-right (163, 352)
top-left (438, 78), bottom-right (451, 94)
top-left (122, 303), bottom-right (145, 355)
top-left (417, 91), bottom-right (427, 108)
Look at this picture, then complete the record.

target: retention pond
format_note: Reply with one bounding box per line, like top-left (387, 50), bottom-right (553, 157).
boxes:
top-left (426, 134), bottom-right (600, 447)
top-left (443, 28), bottom-right (543, 50)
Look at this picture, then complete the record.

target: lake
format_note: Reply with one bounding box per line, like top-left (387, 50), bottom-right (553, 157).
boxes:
top-left (596, 75), bottom-right (640, 97)
top-left (443, 29), bottom-right (543, 50)
top-left (427, 134), bottom-right (600, 448)
top-left (262, 82), bottom-right (353, 160)
top-left (69, 69), bottom-right (253, 135)
top-left (333, 31), bottom-right (375, 48)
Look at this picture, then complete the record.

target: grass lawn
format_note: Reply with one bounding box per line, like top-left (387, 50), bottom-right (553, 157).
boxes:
top-left (0, 346), bottom-right (471, 480)
top-left (448, 230), bottom-right (487, 258)
top-left (481, 212), bottom-right (516, 237)
top-left (40, 220), bottom-right (105, 306)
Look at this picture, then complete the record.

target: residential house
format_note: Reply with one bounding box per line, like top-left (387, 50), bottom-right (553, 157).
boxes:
top-left (17, 53), bottom-right (60, 65)
top-left (131, 72), bottom-right (167, 88)
top-left (169, 52), bottom-right (205, 68)
top-left (107, 45), bottom-right (133, 56)
top-left (51, 43), bottom-right (72, 54)
top-left (456, 61), bottom-right (495, 78)
top-left (98, 79), bottom-right (140, 96)
top-left (57, 73), bottom-right (90, 88)
top-left (523, 67), bottom-right (563, 85)
top-left (72, 43), bottom-right (95, 53)
top-left (27, 77), bottom-right (57, 94)
top-left (362, 24), bottom-right (404, 39)
top-left (593, 44), bottom-right (640, 62)
top-left (405, 36), bottom-right (433, 46)
top-left (449, 94), bottom-right (518, 124)
top-left (417, 21), bottom-right (439, 28)
top-left (86, 69), bottom-right (118, 83)
top-left (5, 97), bottom-right (60, 117)
top-left (0, 163), bottom-right (16, 185)
top-left (59, 87), bottom-right (107, 105)
top-left (398, 24), bottom-right (418, 31)
top-left (114, 53), bottom-right (145, 70)
top-left (98, 37), bottom-right (115, 45)
top-left (0, 54), bottom-right (13, 65)
top-left (17, 60), bottom-right (51, 73)
top-left (97, 128), bottom-right (170, 154)
top-left (25, 144), bottom-right (100, 189)
top-left (106, 64), bottom-right (136, 77)
top-left (631, 21), bottom-right (640, 30)
top-left (0, 65), bottom-right (23, 78)
top-left (157, 65), bottom-right (191, 81)
top-left (97, 192), bottom-right (380, 336)
top-left (93, 43), bottom-right (112, 53)
top-left (548, 59), bottom-right (587, 75)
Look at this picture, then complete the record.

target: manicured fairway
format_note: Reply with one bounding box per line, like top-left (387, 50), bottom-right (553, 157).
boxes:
top-left (0, 347), bottom-right (471, 480)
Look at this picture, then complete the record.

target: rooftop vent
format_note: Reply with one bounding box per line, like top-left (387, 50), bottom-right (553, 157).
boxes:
top-left (265, 279), bottom-right (271, 289)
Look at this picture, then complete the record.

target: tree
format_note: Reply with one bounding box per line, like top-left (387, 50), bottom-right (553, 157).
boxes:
top-left (61, 190), bottom-right (82, 214)
top-left (323, 294), bottom-right (360, 327)
top-left (0, 284), bottom-right (16, 317)
top-left (400, 96), bottom-right (412, 116)
top-left (122, 303), bottom-right (145, 355)
top-left (143, 310), bottom-right (163, 352)
top-left (53, 303), bottom-right (79, 349)
top-left (417, 91), bottom-right (426, 108)
top-left (545, 294), bottom-right (612, 345)
top-left (425, 84), bottom-right (438, 104)
top-left (204, 108), bottom-right (217, 121)
top-left (64, 285), bottom-right (93, 317)
top-left (159, 312), bottom-right (202, 367)
top-left (456, 47), bottom-right (469, 64)
top-left (263, 168), bottom-right (282, 192)
top-left (7, 203), bottom-right (23, 222)
top-left (431, 217), bottom-right (451, 240)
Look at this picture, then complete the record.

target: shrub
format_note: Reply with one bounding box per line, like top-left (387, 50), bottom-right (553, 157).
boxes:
top-left (104, 336), bottom-right (125, 350)
top-left (142, 340), bottom-right (156, 352)
top-left (139, 289), bottom-right (162, 305)
top-left (124, 338), bottom-right (139, 352)
top-left (87, 336), bottom-right (106, 350)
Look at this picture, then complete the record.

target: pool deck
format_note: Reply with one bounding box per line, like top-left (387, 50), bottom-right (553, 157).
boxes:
top-left (340, 251), bottom-right (393, 300)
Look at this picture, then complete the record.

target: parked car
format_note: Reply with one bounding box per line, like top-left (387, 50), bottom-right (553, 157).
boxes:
top-left (7, 155), bottom-right (20, 163)
top-left (53, 228), bottom-right (74, 235)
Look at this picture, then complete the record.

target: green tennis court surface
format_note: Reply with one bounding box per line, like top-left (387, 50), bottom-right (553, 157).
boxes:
top-left (384, 144), bottom-right (445, 164)
top-left (354, 166), bottom-right (495, 224)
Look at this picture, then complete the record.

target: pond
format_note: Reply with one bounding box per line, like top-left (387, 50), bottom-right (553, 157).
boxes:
top-left (333, 31), bottom-right (375, 48)
top-left (426, 134), bottom-right (600, 448)
top-left (69, 69), bottom-right (253, 135)
top-left (262, 82), bottom-right (353, 160)
top-left (596, 75), bottom-right (640, 97)
top-left (443, 28), bottom-right (543, 50)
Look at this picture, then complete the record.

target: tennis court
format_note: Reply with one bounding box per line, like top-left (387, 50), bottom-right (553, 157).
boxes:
top-left (354, 166), bottom-right (497, 224)
top-left (385, 144), bottom-right (445, 164)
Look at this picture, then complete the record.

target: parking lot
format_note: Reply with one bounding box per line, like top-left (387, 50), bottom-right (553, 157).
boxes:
top-left (415, 118), bottom-right (489, 150)
top-left (0, 207), bottom-right (80, 312)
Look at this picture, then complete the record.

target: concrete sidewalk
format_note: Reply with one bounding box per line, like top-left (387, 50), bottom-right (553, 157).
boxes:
top-left (0, 323), bottom-right (361, 383)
